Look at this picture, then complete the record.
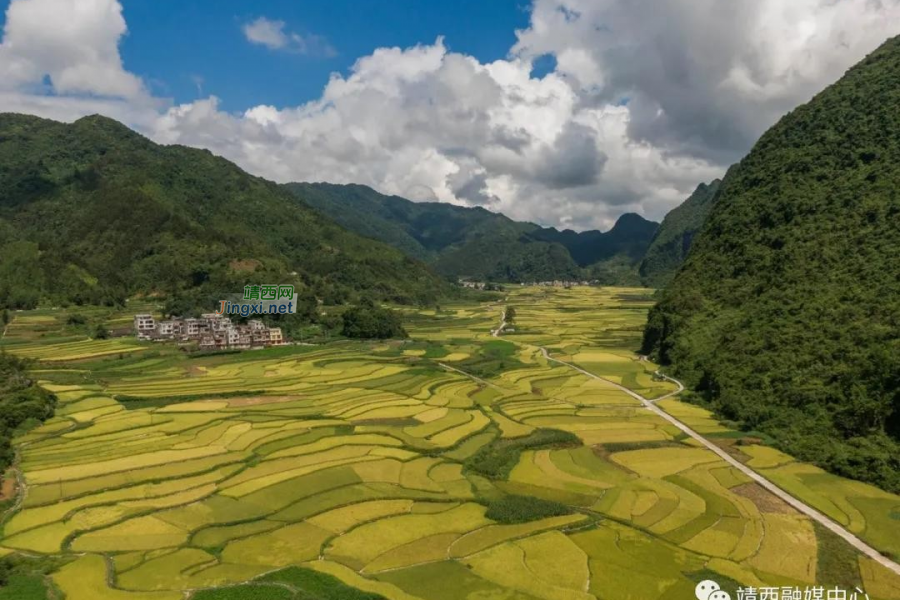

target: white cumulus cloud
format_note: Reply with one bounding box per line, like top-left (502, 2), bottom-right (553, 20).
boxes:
top-left (242, 16), bottom-right (336, 57)
top-left (2, 0), bottom-right (899, 230)
top-left (0, 0), bottom-right (145, 98)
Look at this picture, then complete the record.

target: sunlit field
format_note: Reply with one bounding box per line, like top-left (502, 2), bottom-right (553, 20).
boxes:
top-left (2, 287), bottom-right (899, 600)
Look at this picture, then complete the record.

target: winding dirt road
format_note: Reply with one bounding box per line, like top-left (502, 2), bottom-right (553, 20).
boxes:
top-left (538, 347), bottom-right (900, 577)
top-left (491, 309), bottom-right (506, 337)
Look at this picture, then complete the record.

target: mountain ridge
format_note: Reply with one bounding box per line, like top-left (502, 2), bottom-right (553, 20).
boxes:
top-left (286, 181), bottom-right (661, 283)
top-left (0, 113), bottom-right (449, 311)
top-left (642, 35), bottom-right (900, 491)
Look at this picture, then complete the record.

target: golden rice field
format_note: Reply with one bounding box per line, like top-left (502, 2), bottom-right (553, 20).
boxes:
top-left (2, 287), bottom-right (899, 600)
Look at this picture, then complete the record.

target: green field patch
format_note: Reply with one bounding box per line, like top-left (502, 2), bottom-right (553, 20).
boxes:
top-left (272, 482), bottom-right (443, 523)
top-left (239, 465), bottom-right (362, 516)
top-left (496, 481), bottom-right (596, 507)
top-left (747, 513), bottom-right (817, 583)
top-left (464, 532), bottom-right (593, 600)
top-left (325, 503), bottom-right (490, 569)
top-left (364, 532), bottom-right (460, 573)
top-left (155, 495), bottom-right (271, 531)
top-left (442, 430), bottom-right (496, 461)
top-left (812, 522), bottom-right (862, 590)
top-left (117, 548), bottom-right (217, 590)
top-left (70, 515), bottom-right (188, 552)
top-left (610, 447), bottom-right (718, 478)
top-left (465, 428), bottom-right (581, 480)
top-left (192, 520), bottom-right (282, 548)
top-left (447, 513), bottom-right (586, 558)
top-left (376, 560), bottom-right (541, 600)
top-left (221, 522), bottom-right (331, 566)
top-left (572, 522), bottom-right (706, 600)
top-left (308, 499), bottom-right (414, 534)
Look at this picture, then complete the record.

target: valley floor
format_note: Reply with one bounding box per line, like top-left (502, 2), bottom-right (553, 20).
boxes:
top-left (1, 287), bottom-right (899, 600)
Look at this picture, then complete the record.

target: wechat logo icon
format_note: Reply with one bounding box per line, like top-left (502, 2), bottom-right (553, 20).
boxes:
top-left (696, 580), bottom-right (731, 600)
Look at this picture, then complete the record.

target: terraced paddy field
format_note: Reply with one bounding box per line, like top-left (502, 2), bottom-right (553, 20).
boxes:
top-left (2, 287), bottom-right (900, 600)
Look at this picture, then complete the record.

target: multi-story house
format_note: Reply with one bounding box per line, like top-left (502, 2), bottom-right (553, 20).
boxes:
top-left (135, 313), bottom-right (288, 350)
top-left (134, 314), bottom-right (156, 340)
top-left (269, 328), bottom-right (284, 346)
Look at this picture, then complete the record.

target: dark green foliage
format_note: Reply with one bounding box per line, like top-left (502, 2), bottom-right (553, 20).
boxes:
top-left (642, 37), bottom-right (900, 491)
top-left (505, 306), bottom-right (516, 325)
top-left (0, 554), bottom-right (64, 600)
top-left (484, 494), bottom-right (572, 524)
top-left (432, 235), bottom-right (582, 283)
top-left (0, 114), bottom-right (448, 312)
top-left (531, 213), bottom-right (658, 267)
top-left (341, 299), bottom-right (408, 339)
top-left (286, 182), bottom-right (659, 283)
top-left (0, 573), bottom-right (48, 600)
top-left (0, 353), bottom-right (56, 472)
top-left (65, 313), bottom-right (87, 325)
top-left (191, 585), bottom-right (293, 600)
top-left (465, 428), bottom-right (582, 480)
top-left (638, 179), bottom-right (722, 287)
top-left (92, 324), bottom-right (109, 339)
top-left (259, 566), bottom-right (385, 600)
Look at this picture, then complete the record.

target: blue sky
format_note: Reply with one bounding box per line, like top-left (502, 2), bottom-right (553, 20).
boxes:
top-left (1, 0), bottom-right (895, 229)
top-left (115, 0), bottom-right (531, 111)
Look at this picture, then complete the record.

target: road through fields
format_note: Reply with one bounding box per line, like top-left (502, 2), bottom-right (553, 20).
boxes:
top-left (536, 346), bottom-right (900, 577)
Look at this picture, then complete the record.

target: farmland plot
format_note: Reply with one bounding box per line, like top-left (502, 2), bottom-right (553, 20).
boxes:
top-left (2, 288), bottom-right (900, 600)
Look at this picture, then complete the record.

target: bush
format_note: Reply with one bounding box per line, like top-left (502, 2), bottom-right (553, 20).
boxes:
top-left (66, 313), bottom-right (87, 325)
top-left (485, 494), bottom-right (572, 524)
top-left (0, 353), bottom-right (57, 472)
top-left (341, 300), bottom-right (407, 339)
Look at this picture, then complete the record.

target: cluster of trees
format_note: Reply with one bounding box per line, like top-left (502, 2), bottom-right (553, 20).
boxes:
top-left (340, 299), bottom-right (407, 339)
top-left (643, 36), bottom-right (900, 492)
top-left (484, 494), bottom-right (572, 524)
top-left (0, 353), bottom-right (56, 472)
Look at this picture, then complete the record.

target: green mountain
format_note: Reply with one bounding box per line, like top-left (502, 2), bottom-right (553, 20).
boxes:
top-left (642, 37), bottom-right (900, 491)
top-left (531, 212), bottom-right (659, 267)
top-left (286, 182), bottom-right (659, 283)
top-left (0, 114), bottom-right (447, 311)
top-left (638, 179), bottom-right (722, 287)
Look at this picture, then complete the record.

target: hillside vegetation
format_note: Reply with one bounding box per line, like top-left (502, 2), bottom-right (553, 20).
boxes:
top-left (287, 182), bottom-right (658, 283)
top-left (0, 114), bottom-right (448, 311)
top-left (639, 179), bottom-right (721, 287)
top-left (0, 353), bottom-right (56, 472)
top-left (642, 36), bottom-right (900, 491)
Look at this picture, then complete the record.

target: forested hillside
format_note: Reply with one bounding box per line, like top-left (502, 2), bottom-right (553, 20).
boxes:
top-left (0, 114), bottom-right (448, 311)
top-left (639, 179), bottom-right (721, 287)
top-left (642, 36), bottom-right (900, 491)
top-left (0, 354), bottom-right (55, 472)
top-left (287, 182), bottom-right (659, 283)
